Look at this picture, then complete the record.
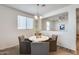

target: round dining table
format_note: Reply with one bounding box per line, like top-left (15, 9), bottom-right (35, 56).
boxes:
top-left (29, 35), bottom-right (49, 42)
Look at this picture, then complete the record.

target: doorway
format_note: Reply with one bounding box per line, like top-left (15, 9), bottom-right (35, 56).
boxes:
top-left (76, 8), bottom-right (79, 54)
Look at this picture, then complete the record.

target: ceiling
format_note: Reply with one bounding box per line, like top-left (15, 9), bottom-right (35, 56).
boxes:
top-left (5, 4), bottom-right (70, 16)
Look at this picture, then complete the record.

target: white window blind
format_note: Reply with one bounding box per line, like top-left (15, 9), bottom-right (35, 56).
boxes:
top-left (17, 15), bottom-right (33, 29)
top-left (27, 17), bottom-right (33, 29)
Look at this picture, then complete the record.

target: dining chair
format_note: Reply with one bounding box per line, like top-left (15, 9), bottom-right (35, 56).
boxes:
top-left (31, 42), bottom-right (49, 55)
top-left (18, 36), bottom-right (32, 55)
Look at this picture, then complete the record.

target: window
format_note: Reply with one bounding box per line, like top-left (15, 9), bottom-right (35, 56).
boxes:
top-left (18, 15), bottom-right (27, 29)
top-left (17, 15), bottom-right (33, 29)
top-left (26, 17), bottom-right (33, 29)
top-left (46, 21), bottom-right (50, 31)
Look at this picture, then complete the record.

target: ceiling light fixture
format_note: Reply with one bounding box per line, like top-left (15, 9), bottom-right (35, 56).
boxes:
top-left (34, 4), bottom-right (44, 20)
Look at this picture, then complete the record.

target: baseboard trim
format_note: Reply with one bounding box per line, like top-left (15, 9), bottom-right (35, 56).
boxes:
top-left (57, 46), bottom-right (77, 55)
top-left (0, 45), bottom-right (19, 52)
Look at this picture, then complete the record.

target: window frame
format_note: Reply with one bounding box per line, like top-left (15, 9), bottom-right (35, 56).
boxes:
top-left (17, 15), bottom-right (34, 30)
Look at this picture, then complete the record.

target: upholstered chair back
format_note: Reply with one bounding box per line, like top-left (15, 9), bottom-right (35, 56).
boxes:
top-left (18, 35), bottom-right (25, 42)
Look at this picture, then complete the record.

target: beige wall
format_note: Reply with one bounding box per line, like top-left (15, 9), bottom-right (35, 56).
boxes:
top-left (0, 5), bottom-right (34, 50)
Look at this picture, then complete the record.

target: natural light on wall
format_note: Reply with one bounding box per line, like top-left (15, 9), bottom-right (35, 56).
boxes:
top-left (17, 15), bottom-right (33, 29)
top-left (46, 21), bottom-right (50, 31)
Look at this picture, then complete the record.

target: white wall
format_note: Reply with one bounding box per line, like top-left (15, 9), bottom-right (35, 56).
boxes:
top-left (0, 5), bottom-right (34, 50)
top-left (42, 5), bottom-right (78, 51)
top-left (57, 19), bottom-right (69, 47)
